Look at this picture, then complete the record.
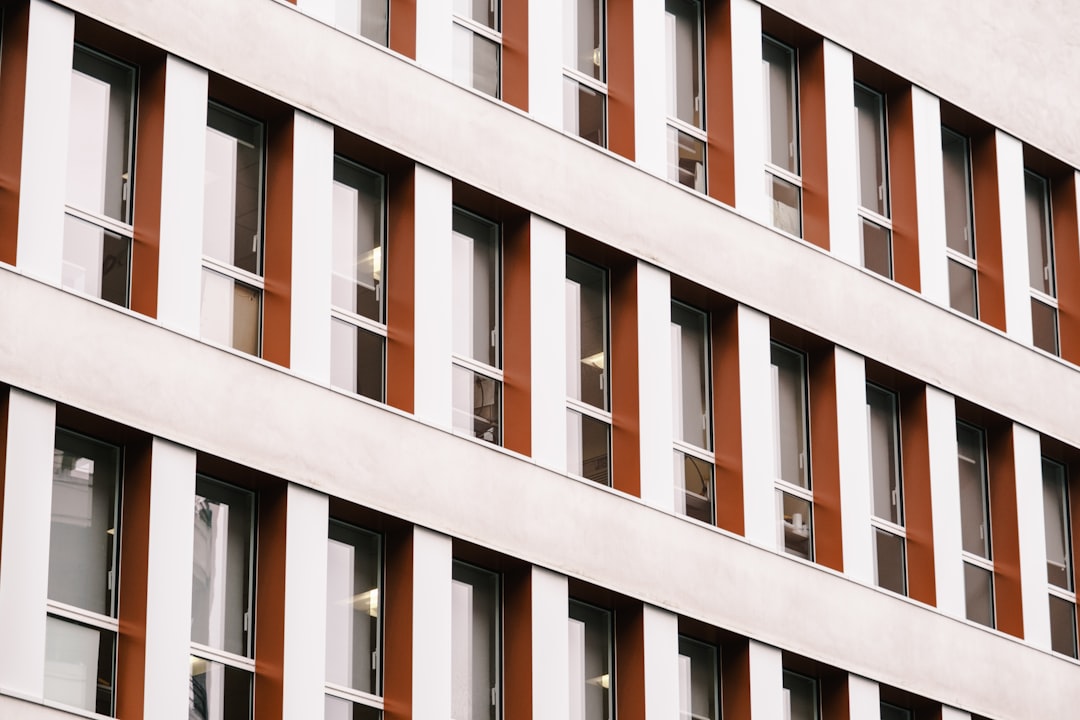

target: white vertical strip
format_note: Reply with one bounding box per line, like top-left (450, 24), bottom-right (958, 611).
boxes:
top-left (637, 261), bottom-right (674, 511)
top-left (941, 707), bottom-right (972, 720)
top-left (142, 438), bottom-right (197, 720)
top-left (926, 386), bottom-right (965, 618)
top-left (530, 216), bottom-right (567, 472)
top-left (738, 304), bottom-right (775, 548)
top-left (1012, 423), bottom-right (1051, 650)
top-left (729, 0), bottom-right (765, 222)
top-left (412, 526), bottom-right (453, 720)
top-left (822, 39), bottom-right (859, 266)
top-left (642, 605), bottom-right (679, 720)
top-left (157, 56), bottom-right (209, 336)
top-left (634, 0), bottom-right (666, 176)
top-left (0, 389), bottom-right (56, 698)
top-left (847, 674), bottom-right (880, 719)
top-left (747, 640), bottom-right (783, 720)
top-left (289, 112), bottom-right (335, 383)
top-left (531, 567), bottom-right (568, 720)
top-left (995, 130), bottom-right (1031, 344)
top-left (15, 0), bottom-right (74, 285)
top-left (411, 165), bottom-right (454, 429)
top-left (834, 347), bottom-right (873, 583)
top-left (911, 87), bottom-right (949, 307)
top-left (529, 0), bottom-right (563, 129)
top-left (415, 0), bottom-right (454, 80)
top-left (282, 484), bottom-right (330, 718)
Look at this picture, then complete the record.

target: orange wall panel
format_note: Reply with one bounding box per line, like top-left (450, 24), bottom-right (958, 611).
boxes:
top-left (130, 57), bottom-right (166, 319)
top-left (611, 261), bottom-right (641, 497)
top-left (0, 1), bottom-right (30, 265)
top-left (115, 438), bottom-right (153, 720)
top-left (800, 40), bottom-right (830, 250)
top-left (971, 132), bottom-right (1007, 332)
top-left (888, 87), bottom-right (921, 291)
top-left (387, 167), bottom-right (416, 414)
top-left (607, 0), bottom-right (635, 161)
top-left (809, 348), bottom-right (843, 572)
top-left (503, 215), bottom-right (532, 456)
top-left (713, 308), bottom-right (744, 535)
top-left (262, 113), bottom-right (295, 368)
top-left (253, 484), bottom-right (288, 720)
top-left (900, 386), bottom-right (937, 607)
top-left (704, 0), bottom-right (735, 206)
top-left (988, 425), bottom-right (1024, 639)
top-left (502, 0), bottom-right (528, 112)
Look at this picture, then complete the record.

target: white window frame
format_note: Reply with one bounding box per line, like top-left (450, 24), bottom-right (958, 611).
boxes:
top-left (866, 382), bottom-right (907, 594)
top-left (762, 35), bottom-right (802, 237)
top-left (957, 421), bottom-right (995, 627)
top-left (563, 0), bottom-right (608, 147)
top-left (771, 341), bottom-right (813, 561)
top-left (453, 0), bottom-right (503, 98)
top-left (941, 126), bottom-right (979, 317)
top-left (854, 82), bottom-right (893, 277)
top-left (1043, 457), bottom-right (1077, 657)
top-left (671, 300), bottom-right (714, 522)
top-left (566, 256), bottom-right (612, 486)
top-left (665, 0), bottom-right (706, 192)
top-left (1024, 169), bottom-right (1059, 355)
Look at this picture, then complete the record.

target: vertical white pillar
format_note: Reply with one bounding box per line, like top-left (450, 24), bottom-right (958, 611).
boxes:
top-left (142, 438), bottom-right (197, 720)
top-left (926, 386), bottom-right (965, 618)
top-left (1012, 423), bottom-right (1051, 650)
top-left (282, 484), bottom-right (330, 718)
top-left (411, 526), bottom-right (453, 720)
top-left (729, 0), bottom-right (765, 222)
top-left (16, 0), bottom-right (74, 285)
top-left (530, 567), bottom-right (568, 720)
top-left (747, 640), bottom-right (783, 720)
top-left (834, 348), bottom-right (873, 584)
top-left (642, 605), bottom-right (679, 720)
top-left (995, 130), bottom-right (1031, 344)
top-left (847, 674), bottom-right (880, 718)
top-left (637, 261), bottom-right (674, 511)
top-left (941, 707), bottom-right (972, 720)
top-left (529, 0), bottom-right (563, 129)
top-left (912, 87), bottom-right (949, 307)
top-left (412, 165), bottom-right (454, 430)
top-left (0, 390), bottom-right (56, 698)
top-left (415, 0), bottom-right (454, 80)
top-left (738, 305), bottom-right (775, 548)
top-left (157, 56), bottom-right (209, 337)
top-left (530, 216), bottom-right (568, 473)
top-left (822, 40), bottom-right (859, 266)
top-left (289, 112), bottom-right (335, 383)
top-left (633, 0), bottom-right (666, 176)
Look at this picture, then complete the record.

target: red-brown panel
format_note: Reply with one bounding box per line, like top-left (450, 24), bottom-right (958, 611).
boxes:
top-left (720, 637), bottom-right (751, 720)
top-left (611, 261), bottom-right (641, 497)
top-left (900, 386), bottom-right (936, 607)
top-left (799, 40), bottom-right (830, 250)
top-left (988, 425), bottom-right (1024, 639)
top-left (809, 348), bottom-right (843, 572)
top-left (503, 215), bottom-right (531, 456)
top-left (383, 528), bottom-right (414, 720)
top-left (607, 0), bottom-right (635, 161)
top-left (387, 167), bottom-right (416, 413)
top-left (971, 131), bottom-right (1007, 331)
top-left (820, 671), bottom-right (850, 720)
top-left (1071, 460), bottom-right (1080, 651)
top-left (253, 485), bottom-right (287, 720)
top-left (0, 389), bottom-right (7, 561)
top-left (130, 56), bottom-right (166, 318)
top-left (503, 567), bottom-right (532, 720)
top-left (614, 603), bottom-right (645, 720)
top-left (713, 307), bottom-right (744, 534)
top-left (389, 0), bottom-right (417, 60)
top-left (704, 0), bottom-right (734, 206)
top-left (502, 0), bottom-right (528, 112)
top-left (888, 87), bottom-right (920, 291)
top-left (1053, 173), bottom-right (1080, 363)
top-left (262, 112), bottom-right (295, 368)
top-left (0, 1), bottom-right (30, 265)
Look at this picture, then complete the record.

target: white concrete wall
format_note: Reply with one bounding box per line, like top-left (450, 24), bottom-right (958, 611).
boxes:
top-left (530, 567), bottom-right (568, 720)
top-left (926, 387), bottom-right (965, 619)
top-left (823, 40), bottom-right (858, 266)
top-left (995, 130), bottom-right (1031, 344)
top-left (633, 0), bottom-right (666, 176)
top-left (530, 216), bottom-right (567, 473)
top-left (834, 348), bottom-right (872, 584)
top-left (637, 261), bottom-right (674, 512)
top-left (729, 0), bottom-right (764, 222)
top-left (747, 640), bottom-right (783, 720)
top-left (1012, 423), bottom-right (1051, 650)
top-left (912, 87), bottom-right (949, 307)
top-left (411, 526), bottom-right (452, 720)
top-left (738, 305), bottom-right (775, 549)
top-left (642, 605), bottom-right (679, 720)
top-left (527, 0), bottom-right (562, 129)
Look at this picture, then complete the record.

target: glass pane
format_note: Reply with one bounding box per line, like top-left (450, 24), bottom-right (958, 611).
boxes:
top-left (563, 77), bottom-right (607, 147)
top-left (1042, 458), bottom-right (1072, 590)
top-left (453, 365), bottom-right (503, 445)
top-left (1024, 170), bottom-right (1054, 295)
top-left (881, 702), bottom-right (912, 720)
top-left (1031, 298), bottom-right (1059, 355)
top-left (674, 450), bottom-right (714, 524)
top-left (964, 562), bottom-right (994, 627)
top-left (326, 522), bottom-right (381, 693)
top-left (1049, 595), bottom-right (1078, 658)
top-left (331, 319), bottom-right (386, 402)
top-left (874, 528), bottom-right (907, 595)
top-left (332, 158), bottom-right (385, 322)
top-left (567, 410), bottom-right (610, 486)
top-left (44, 616), bottom-right (115, 715)
top-left (568, 601), bottom-right (611, 720)
top-left (770, 343), bottom-right (809, 489)
top-left (861, 218), bottom-right (893, 279)
top-left (778, 491), bottom-right (813, 560)
top-left (854, 84), bottom-right (888, 217)
top-left (564, 0), bottom-right (604, 80)
top-left (948, 259), bottom-right (978, 318)
top-left (667, 126), bottom-right (706, 192)
top-left (204, 104), bottom-right (264, 275)
top-left (766, 172), bottom-right (802, 237)
top-left (762, 37), bottom-right (798, 174)
top-left (455, 0), bottom-right (498, 29)
top-left (453, 210), bottom-right (500, 368)
top-left (866, 384), bottom-right (901, 525)
top-left (678, 636), bottom-right (718, 720)
top-left (671, 302), bottom-right (710, 448)
top-left (451, 562), bottom-right (499, 720)
top-left (62, 214), bottom-right (130, 307)
top-left (201, 269), bottom-right (262, 356)
top-left (566, 257), bottom-right (608, 411)
top-left (783, 670), bottom-right (817, 720)
top-left (941, 127), bottom-right (974, 257)
top-left (326, 695), bottom-right (382, 720)
top-left (665, 0), bottom-right (702, 128)
top-left (454, 26), bottom-right (500, 98)
top-left (189, 656), bottom-right (252, 720)
top-left (67, 47), bottom-right (135, 223)
top-left (191, 477), bottom-right (254, 657)
top-left (956, 422), bottom-right (990, 558)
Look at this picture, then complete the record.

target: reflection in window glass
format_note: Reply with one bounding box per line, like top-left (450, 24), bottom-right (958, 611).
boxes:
top-left (564, 0), bottom-right (604, 80)
top-left (674, 450), bottom-right (713, 524)
top-left (854, 84), bottom-right (888, 218)
top-left (860, 217), bottom-right (893, 279)
top-left (1049, 594), bottom-right (1078, 658)
top-left (671, 302), bottom-right (710, 449)
top-left (762, 37), bottom-right (798, 174)
top-left (453, 25), bottom-right (501, 98)
top-left (453, 365), bottom-right (503, 445)
top-left (332, 159), bottom-right (385, 322)
top-left (1024, 170), bottom-right (1054, 296)
top-left (678, 636), bottom-right (718, 720)
top-left (866, 384), bottom-right (901, 525)
top-left (200, 269), bottom-right (262, 355)
top-left (331, 319), bottom-right (386, 402)
top-left (203, 105), bottom-right (264, 276)
top-left (1042, 459), bottom-right (1072, 590)
top-left (451, 562), bottom-right (500, 720)
top-left (667, 126), bottom-right (705, 192)
top-left (874, 527), bottom-right (906, 595)
top-left (62, 214), bottom-right (129, 307)
top-left (298, 0), bottom-right (389, 45)
top-left (771, 343), bottom-right (809, 489)
top-left (665, 0), bottom-right (702, 129)
top-left (783, 670), bottom-right (818, 720)
top-left (566, 257), bottom-right (609, 411)
top-left (325, 694), bottom-right (382, 720)
top-left (189, 656), bottom-right (252, 720)
top-left (568, 601), bottom-right (611, 720)
top-left (956, 422), bottom-right (990, 559)
top-left (326, 522), bottom-right (381, 693)
top-left (1031, 297), bottom-right (1059, 355)
top-left (964, 561), bottom-right (994, 627)
top-left (452, 212), bottom-right (500, 368)
top-left (455, 0), bottom-right (498, 29)
top-left (568, 410), bottom-right (611, 486)
top-left (941, 128), bottom-right (974, 257)
top-left (44, 616), bottom-right (115, 715)
top-left (779, 491), bottom-right (813, 560)
top-left (948, 259), bottom-right (978, 318)
top-left (880, 702), bottom-right (912, 720)
top-left (766, 172), bottom-right (802, 237)
top-left (564, 78), bottom-right (607, 147)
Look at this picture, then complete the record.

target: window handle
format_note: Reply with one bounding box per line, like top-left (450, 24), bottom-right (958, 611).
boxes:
top-left (702, 413), bottom-right (707, 432)
top-left (798, 452), bottom-right (805, 470)
top-left (878, 184), bottom-right (885, 203)
top-left (789, 141), bottom-right (795, 162)
top-left (375, 283), bottom-right (382, 303)
top-left (491, 328), bottom-right (497, 348)
top-left (979, 524), bottom-right (985, 541)
top-left (491, 687), bottom-right (498, 707)
top-left (243, 610), bottom-right (250, 633)
top-left (252, 234), bottom-right (258, 253)
top-left (107, 569), bottom-right (115, 592)
top-left (891, 488), bottom-right (898, 507)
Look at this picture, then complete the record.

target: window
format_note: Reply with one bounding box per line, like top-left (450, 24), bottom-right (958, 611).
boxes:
top-left (190, 476), bottom-right (255, 719)
top-left (772, 342), bottom-right (812, 560)
top-left (451, 562), bottom-right (501, 720)
top-left (880, 702), bottom-right (912, 720)
top-left (854, 83), bottom-right (892, 279)
top-left (957, 422), bottom-right (994, 627)
top-left (297, 0), bottom-right (389, 46)
top-left (867, 384), bottom-right (906, 594)
top-left (201, 103), bottom-right (265, 356)
top-left (665, 0), bottom-right (705, 192)
top-left (325, 521), bottom-right (383, 716)
top-left (941, 127), bottom-right (978, 317)
top-left (453, 0), bottom-right (501, 98)
top-left (762, 36), bottom-right (801, 237)
top-left (1025, 170), bottom-right (1058, 355)
top-left (1042, 458), bottom-right (1077, 657)
top-left (672, 301), bottom-right (713, 523)
top-left (63, 46), bottom-right (136, 308)
top-left (452, 209), bottom-right (502, 445)
top-left (45, 430), bottom-right (120, 715)
top-left (568, 600), bottom-right (612, 720)
top-left (782, 670), bottom-right (818, 720)
top-left (331, 158), bottom-right (387, 403)
top-left (563, 0), bottom-right (606, 146)
top-left (566, 256), bottom-right (611, 485)
top-left (678, 636), bottom-right (718, 720)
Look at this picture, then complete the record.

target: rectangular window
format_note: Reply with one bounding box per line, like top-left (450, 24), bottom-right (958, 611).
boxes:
top-left (1042, 458), bottom-right (1077, 657)
top-left (331, 157), bottom-right (387, 403)
top-left (453, 0), bottom-right (501, 98)
top-left (941, 127), bottom-right (978, 317)
top-left (568, 600), bottom-right (612, 720)
top-left (762, 36), bottom-right (802, 237)
top-left (563, 0), bottom-right (607, 146)
top-left (1025, 170), bottom-right (1059, 355)
top-left (772, 342), bottom-right (813, 560)
top-left (190, 476), bottom-right (255, 718)
top-left (880, 702), bottom-right (912, 720)
top-left (296, 0), bottom-right (389, 46)
top-left (45, 430), bottom-right (121, 715)
top-left (451, 562), bottom-right (500, 720)
top-left (201, 103), bottom-right (265, 356)
top-left (665, 0), bottom-right (705, 191)
top-left (957, 421), bottom-right (994, 627)
top-left (854, 83), bottom-right (892, 279)
top-left (671, 301), bottom-right (713, 523)
top-left (63, 45), bottom-right (136, 309)
top-left (867, 383), bottom-right (906, 594)
top-left (567, 256), bottom-right (611, 485)
top-left (783, 670), bottom-right (818, 720)
top-left (678, 636), bottom-right (718, 720)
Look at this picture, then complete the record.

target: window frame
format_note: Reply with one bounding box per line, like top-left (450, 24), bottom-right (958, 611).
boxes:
top-left (866, 382), bottom-right (907, 595)
top-left (295, 0), bottom-right (390, 47)
top-left (941, 125), bottom-right (979, 318)
top-left (562, 0), bottom-right (608, 147)
top-left (771, 341), bottom-right (814, 561)
top-left (1042, 456), bottom-right (1077, 658)
top-left (762, 34), bottom-right (803, 238)
top-left (450, 559), bottom-right (503, 720)
top-left (671, 300), bottom-right (715, 524)
top-left (677, 635), bottom-right (720, 720)
top-left (452, 0), bottom-right (503, 99)
top-left (1024, 168), bottom-right (1059, 355)
top-left (782, 668), bottom-right (819, 720)
top-left (956, 420), bottom-right (995, 628)
top-left (664, 0), bottom-right (707, 192)
top-left (854, 81), bottom-right (893, 279)
top-left (567, 599), bottom-right (614, 720)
